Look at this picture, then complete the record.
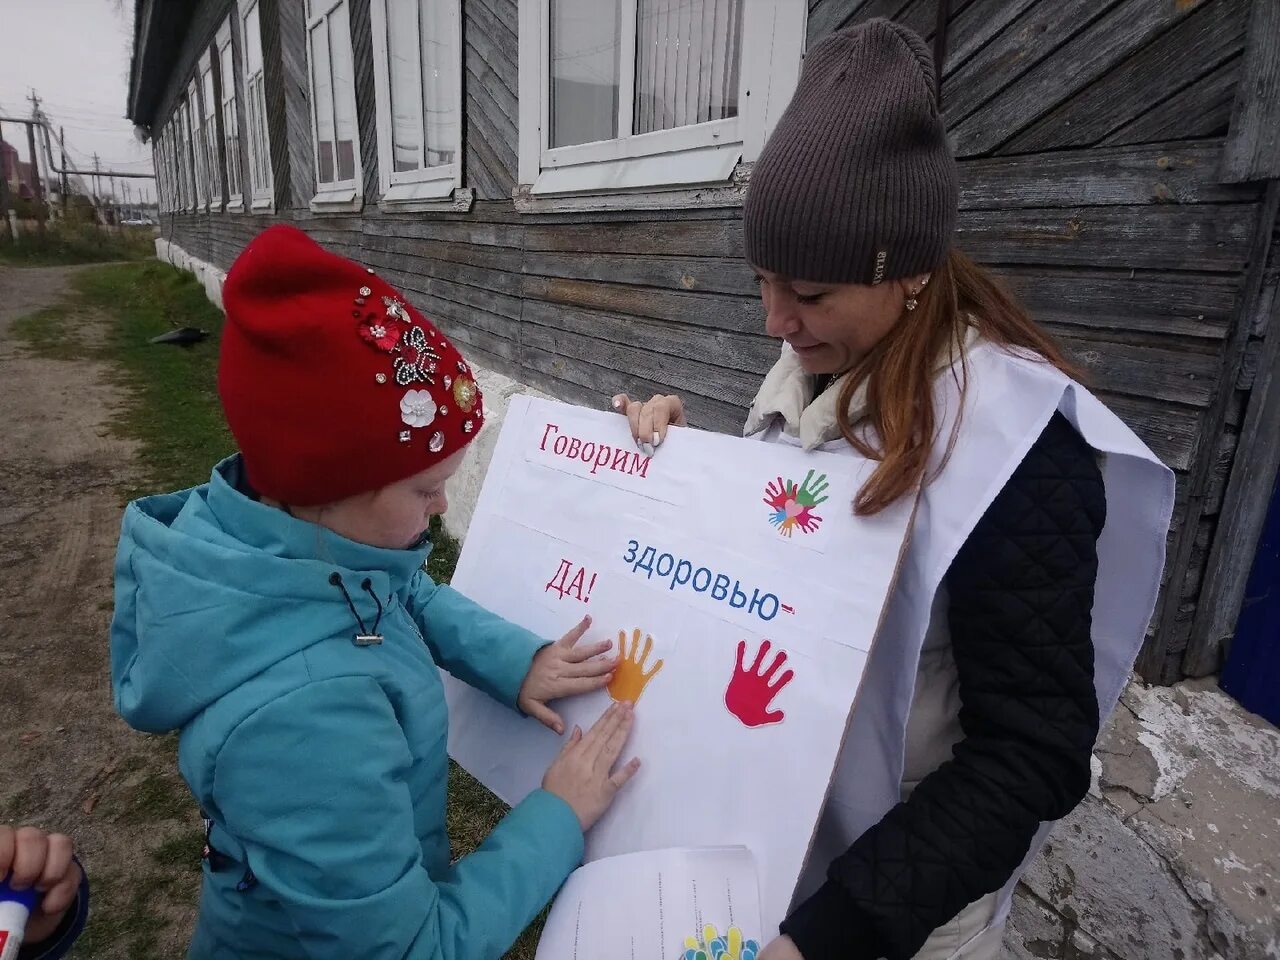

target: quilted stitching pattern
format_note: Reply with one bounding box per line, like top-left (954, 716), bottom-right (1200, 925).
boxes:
top-left (783, 414), bottom-right (1106, 960)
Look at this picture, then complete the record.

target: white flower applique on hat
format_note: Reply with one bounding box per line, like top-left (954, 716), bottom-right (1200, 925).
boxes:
top-left (400, 389), bottom-right (438, 428)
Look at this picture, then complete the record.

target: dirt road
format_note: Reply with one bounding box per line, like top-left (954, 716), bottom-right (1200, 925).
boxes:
top-left (0, 264), bottom-right (198, 956)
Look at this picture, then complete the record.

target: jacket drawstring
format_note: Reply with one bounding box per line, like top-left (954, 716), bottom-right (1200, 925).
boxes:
top-left (329, 572), bottom-right (385, 646)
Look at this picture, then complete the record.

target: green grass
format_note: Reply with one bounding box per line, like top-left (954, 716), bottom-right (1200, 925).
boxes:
top-left (0, 222), bottom-right (156, 266)
top-left (12, 261), bottom-right (530, 957)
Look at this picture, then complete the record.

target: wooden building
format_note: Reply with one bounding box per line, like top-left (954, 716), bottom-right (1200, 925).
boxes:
top-left (127, 0), bottom-right (1280, 684)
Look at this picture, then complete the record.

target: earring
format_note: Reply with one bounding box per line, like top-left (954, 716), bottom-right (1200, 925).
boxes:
top-left (905, 275), bottom-right (930, 312)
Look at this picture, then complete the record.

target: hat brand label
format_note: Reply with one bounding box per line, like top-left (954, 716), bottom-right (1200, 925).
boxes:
top-left (872, 250), bottom-right (887, 285)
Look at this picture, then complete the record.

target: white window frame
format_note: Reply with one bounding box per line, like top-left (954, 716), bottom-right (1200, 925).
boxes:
top-left (179, 97), bottom-right (198, 212)
top-left (368, 0), bottom-right (465, 210)
top-left (240, 0), bottom-right (275, 212)
top-left (304, 0), bottom-right (364, 211)
top-left (217, 18), bottom-right (244, 210)
top-left (516, 0), bottom-right (806, 206)
top-left (199, 52), bottom-right (223, 210)
top-left (187, 79), bottom-right (210, 211)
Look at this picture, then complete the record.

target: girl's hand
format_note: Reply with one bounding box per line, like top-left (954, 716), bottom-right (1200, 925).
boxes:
top-left (0, 825), bottom-right (83, 945)
top-left (518, 616), bottom-right (617, 734)
top-left (758, 935), bottom-right (804, 960)
top-left (611, 394), bottom-right (686, 455)
top-left (541, 701), bottom-right (641, 831)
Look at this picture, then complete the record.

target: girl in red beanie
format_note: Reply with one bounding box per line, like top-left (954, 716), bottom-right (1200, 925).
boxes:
top-left (110, 224), bottom-right (639, 960)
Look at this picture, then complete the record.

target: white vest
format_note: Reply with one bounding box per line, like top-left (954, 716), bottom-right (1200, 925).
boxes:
top-left (746, 340), bottom-right (1175, 928)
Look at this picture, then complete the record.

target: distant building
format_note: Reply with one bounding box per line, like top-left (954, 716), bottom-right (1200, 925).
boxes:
top-left (1, 138), bottom-right (38, 199)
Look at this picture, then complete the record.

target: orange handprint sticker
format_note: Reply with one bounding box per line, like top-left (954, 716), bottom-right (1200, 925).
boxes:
top-left (725, 639), bottom-right (793, 728)
top-left (607, 628), bottom-right (664, 704)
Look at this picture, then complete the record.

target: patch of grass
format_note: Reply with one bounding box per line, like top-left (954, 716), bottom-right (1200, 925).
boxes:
top-left (151, 829), bottom-right (205, 872)
top-left (120, 770), bottom-right (194, 825)
top-left (427, 514), bottom-right (462, 583)
top-left (0, 222), bottom-right (155, 266)
top-left (9, 305), bottom-right (86, 359)
top-left (73, 262), bottom-right (233, 497)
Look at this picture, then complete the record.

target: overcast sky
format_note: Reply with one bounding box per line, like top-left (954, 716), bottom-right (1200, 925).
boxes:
top-left (0, 0), bottom-right (156, 203)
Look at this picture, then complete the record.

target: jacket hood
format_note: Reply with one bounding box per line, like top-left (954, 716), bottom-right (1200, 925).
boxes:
top-left (110, 456), bottom-right (432, 732)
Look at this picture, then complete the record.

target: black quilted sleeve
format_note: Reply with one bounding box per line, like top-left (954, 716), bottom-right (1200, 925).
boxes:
top-left (781, 413), bottom-right (1106, 959)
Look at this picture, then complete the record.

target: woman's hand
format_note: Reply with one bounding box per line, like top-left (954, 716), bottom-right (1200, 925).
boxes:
top-left (758, 935), bottom-right (804, 960)
top-left (611, 394), bottom-right (687, 455)
top-left (0, 825), bottom-right (83, 945)
top-left (542, 701), bottom-right (641, 831)
top-left (518, 615), bottom-right (618, 734)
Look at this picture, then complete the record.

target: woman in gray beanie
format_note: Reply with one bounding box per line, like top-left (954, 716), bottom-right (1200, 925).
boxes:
top-left (614, 17), bottom-right (1173, 960)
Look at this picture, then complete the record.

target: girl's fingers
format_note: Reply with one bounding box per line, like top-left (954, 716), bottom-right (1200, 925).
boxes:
top-left (580, 702), bottom-right (623, 762)
top-left (36, 833), bottom-right (73, 892)
top-left (567, 653), bottom-right (618, 678)
top-left (526, 700), bottom-right (565, 735)
top-left (563, 638), bottom-right (612, 663)
top-left (9, 827), bottom-right (47, 889)
top-left (558, 615), bottom-right (592, 648)
top-left (0, 826), bottom-right (15, 879)
top-left (626, 401), bottom-right (643, 445)
top-left (38, 862), bottom-right (82, 917)
top-left (560, 673), bottom-right (614, 697)
top-left (611, 393), bottom-right (631, 413)
top-left (598, 702), bottom-right (635, 771)
top-left (609, 757), bottom-right (642, 790)
top-left (652, 403), bottom-right (671, 447)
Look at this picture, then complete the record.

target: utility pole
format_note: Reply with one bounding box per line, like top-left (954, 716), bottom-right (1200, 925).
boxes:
top-left (92, 152), bottom-right (102, 225)
top-left (59, 126), bottom-right (68, 218)
top-left (25, 102), bottom-right (46, 235)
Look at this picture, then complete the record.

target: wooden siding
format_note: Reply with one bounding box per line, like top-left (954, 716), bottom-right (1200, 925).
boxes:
top-left (149, 0), bottom-right (1278, 683)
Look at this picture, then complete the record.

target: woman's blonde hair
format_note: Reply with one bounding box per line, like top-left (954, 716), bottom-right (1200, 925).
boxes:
top-left (837, 248), bottom-right (1080, 515)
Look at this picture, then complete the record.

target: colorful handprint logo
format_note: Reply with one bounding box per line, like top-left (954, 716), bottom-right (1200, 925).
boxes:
top-left (607, 628), bottom-right (664, 704)
top-left (725, 640), bottom-right (793, 728)
top-left (681, 925), bottom-right (760, 960)
top-left (763, 470), bottom-right (829, 537)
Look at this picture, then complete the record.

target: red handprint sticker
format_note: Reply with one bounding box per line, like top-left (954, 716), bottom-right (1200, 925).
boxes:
top-left (725, 639), bottom-right (794, 728)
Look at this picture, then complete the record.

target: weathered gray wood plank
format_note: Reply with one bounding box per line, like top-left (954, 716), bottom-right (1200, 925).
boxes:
top-left (942, 0), bottom-right (1126, 127)
top-left (1102, 55), bottom-right (1242, 146)
top-left (998, 266), bottom-right (1238, 340)
top-left (361, 230), bottom-right (522, 272)
top-left (1140, 182), bottom-right (1280, 682)
top-left (361, 216), bottom-right (525, 248)
top-left (367, 257), bottom-right (525, 323)
top-left (521, 321), bottom-right (764, 409)
top-left (939, 0), bottom-right (1039, 79)
top-left (807, 0), bottom-right (872, 45)
top-left (1097, 392), bottom-right (1199, 472)
top-left (521, 299), bottom-right (779, 375)
top-left (522, 220), bottom-right (744, 257)
top-left (463, 19), bottom-right (517, 109)
top-left (999, 0), bottom-right (1249, 154)
top-left (958, 140), bottom-right (1259, 208)
top-left (955, 204), bottom-right (1256, 272)
top-left (464, 129), bottom-right (509, 202)
top-left (1220, 0), bottom-right (1280, 182)
top-left (521, 274), bottom-right (765, 333)
top-left (464, 63), bottom-right (520, 177)
top-left (1055, 335), bottom-right (1219, 406)
top-left (360, 245), bottom-right (524, 297)
top-left (519, 343), bottom-right (749, 435)
top-left (951, 0), bottom-right (1217, 157)
top-left (464, 0), bottom-right (518, 92)
top-left (521, 250), bottom-right (759, 296)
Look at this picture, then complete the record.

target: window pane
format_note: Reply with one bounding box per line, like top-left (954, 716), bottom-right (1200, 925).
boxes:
top-left (386, 0), bottom-right (422, 172)
top-left (330, 9), bottom-right (358, 181)
top-left (550, 0), bottom-right (620, 148)
top-left (634, 0), bottom-right (742, 135)
top-left (246, 4), bottom-right (262, 73)
top-left (420, 0), bottom-right (458, 167)
top-left (310, 19), bottom-right (337, 183)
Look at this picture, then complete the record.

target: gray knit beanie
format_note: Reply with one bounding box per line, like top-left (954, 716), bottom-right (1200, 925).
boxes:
top-left (744, 18), bottom-right (958, 285)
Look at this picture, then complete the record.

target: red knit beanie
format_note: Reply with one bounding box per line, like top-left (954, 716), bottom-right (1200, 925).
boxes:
top-left (219, 225), bottom-right (485, 506)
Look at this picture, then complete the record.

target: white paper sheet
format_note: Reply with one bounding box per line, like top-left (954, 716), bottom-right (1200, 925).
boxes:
top-left (445, 397), bottom-right (913, 936)
top-left (534, 847), bottom-right (763, 960)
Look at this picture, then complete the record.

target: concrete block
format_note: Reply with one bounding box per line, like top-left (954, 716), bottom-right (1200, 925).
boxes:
top-left (1005, 887), bottom-right (1067, 959)
top-left (1022, 794), bottom-right (1213, 960)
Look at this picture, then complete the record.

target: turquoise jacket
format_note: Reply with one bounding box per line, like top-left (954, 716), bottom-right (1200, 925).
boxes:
top-left (110, 457), bottom-right (583, 960)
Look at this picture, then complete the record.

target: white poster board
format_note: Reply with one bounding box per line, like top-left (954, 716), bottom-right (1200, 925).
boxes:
top-left (533, 847), bottom-right (762, 960)
top-left (445, 397), bottom-right (913, 935)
